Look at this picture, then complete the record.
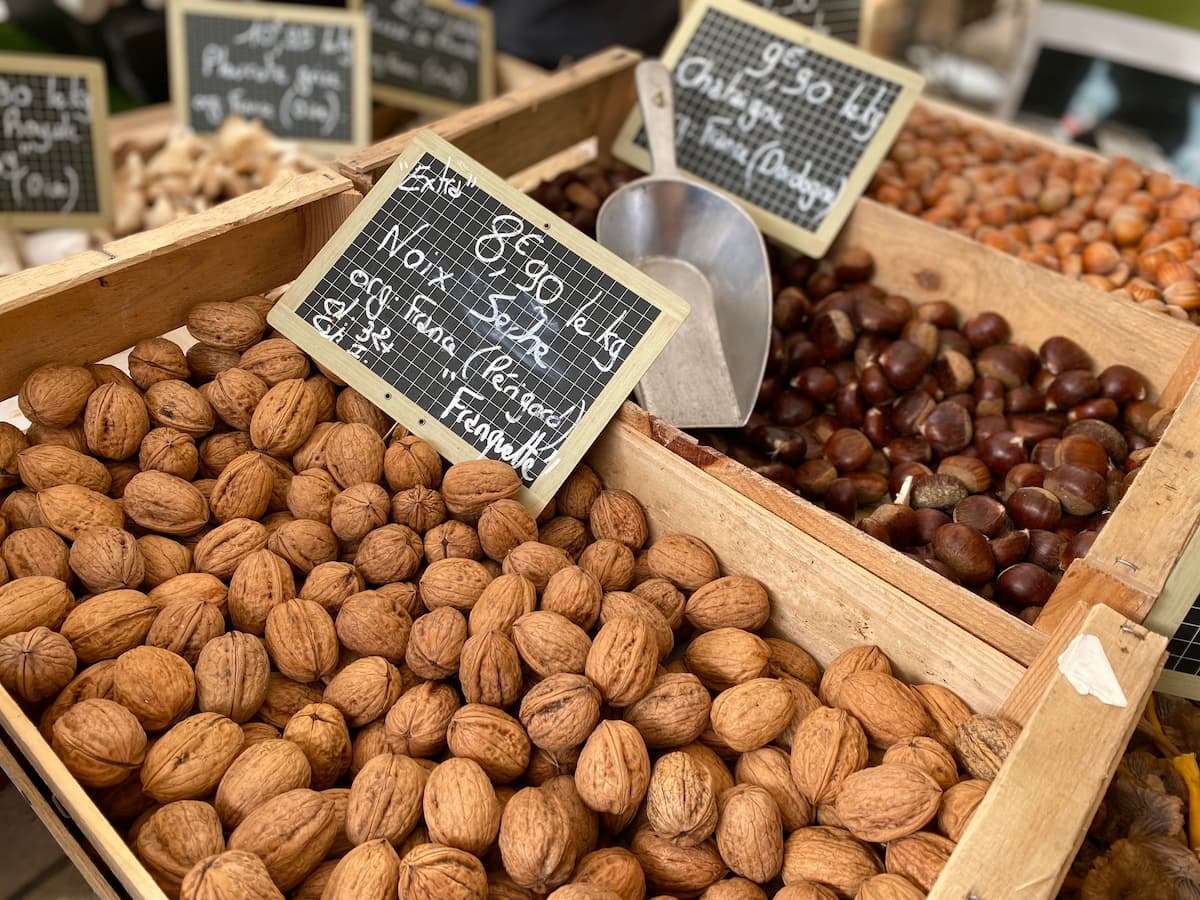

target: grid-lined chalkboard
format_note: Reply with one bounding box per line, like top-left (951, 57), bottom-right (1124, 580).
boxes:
top-left (0, 69), bottom-right (101, 218)
top-left (292, 152), bottom-right (660, 486)
top-left (358, 0), bottom-right (489, 107)
top-left (174, 2), bottom-right (366, 146)
top-left (756, 0), bottom-right (861, 44)
top-left (642, 7), bottom-right (899, 233)
top-left (1166, 605), bottom-right (1200, 676)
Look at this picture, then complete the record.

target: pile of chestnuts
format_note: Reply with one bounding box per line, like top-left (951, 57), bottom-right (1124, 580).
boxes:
top-left (871, 106), bottom-right (1200, 322)
top-left (530, 164), bottom-right (1173, 624)
top-left (701, 247), bottom-right (1172, 623)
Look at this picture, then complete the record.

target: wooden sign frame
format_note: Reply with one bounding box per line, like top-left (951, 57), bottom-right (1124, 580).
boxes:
top-left (347, 0), bottom-right (496, 116)
top-left (0, 53), bottom-right (113, 231)
top-left (616, 0), bottom-right (923, 257)
top-left (267, 130), bottom-right (688, 511)
top-left (166, 0), bottom-right (371, 156)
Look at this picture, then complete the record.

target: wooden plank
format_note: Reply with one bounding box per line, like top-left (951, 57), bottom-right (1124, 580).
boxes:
top-left (108, 103), bottom-right (177, 158)
top-left (0, 688), bottom-right (165, 900)
top-left (0, 737), bottom-right (120, 900)
top-left (336, 47), bottom-right (639, 188)
top-left (838, 199), bottom-right (1197, 399)
top-left (615, 404), bottom-right (1046, 668)
top-left (930, 605), bottom-right (1166, 900)
top-left (0, 171), bottom-right (357, 400)
top-left (588, 417), bottom-right (1026, 713)
top-left (1159, 333), bottom-right (1200, 411)
top-left (998, 600), bottom-right (1088, 725)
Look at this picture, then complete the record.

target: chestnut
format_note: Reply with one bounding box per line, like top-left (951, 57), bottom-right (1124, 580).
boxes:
top-left (774, 287), bottom-right (812, 331)
top-left (826, 477), bottom-right (858, 521)
top-left (1123, 399), bottom-right (1159, 437)
top-left (771, 391), bottom-right (816, 428)
top-left (767, 330), bottom-right (787, 374)
top-left (830, 359), bottom-right (857, 386)
top-left (915, 507), bottom-right (951, 543)
top-left (922, 401), bottom-right (973, 455)
top-left (933, 350), bottom-right (976, 395)
top-left (751, 424), bottom-right (808, 465)
top-left (785, 335), bottom-right (822, 374)
top-left (833, 247), bottom-right (874, 282)
top-left (791, 366), bottom-right (839, 403)
top-left (1005, 384), bottom-right (1044, 414)
top-left (863, 407), bottom-right (894, 448)
top-left (915, 300), bottom-right (958, 328)
top-left (973, 377), bottom-right (1006, 417)
top-left (902, 321), bottom-right (940, 360)
top-left (810, 415), bottom-right (837, 443)
top-left (860, 365), bottom-right (896, 406)
top-left (962, 311), bottom-right (1011, 350)
top-left (973, 414), bottom-right (1009, 444)
top-left (825, 428), bottom-right (873, 472)
top-left (865, 450), bottom-right (891, 477)
top-left (1030, 438), bottom-right (1060, 471)
top-left (990, 528), bottom-right (1031, 569)
top-left (1045, 370), bottom-right (1099, 410)
top-left (1067, 398), bottom-right (1119, 424)
top-left (945, 393), bottom-right (976, 415)
top-left (932, 522), bottom-right (996, 586)
top-left (911, 473), bottom-right (969, 511)
top-left (937, 455), bottom-right (991, 493)
top-left (1003, 462), bottom-right (1046, 497)
top-left (953, 495), bottom-right (1009, 537)
top-left (1027, 529), bottom-right (1067, 571)
top-left (811, 309), bottom-right (857, 361)
top-left (891, 391), bottom-right (936, 436)
top-left (976, 344), bottom-right (1031, 389)
top-left (795, 458), bottom-right (837, 497)
top-left (754, 462), bottom-right (795, 488)
top-left (1149, 409), bottom-right (1174, 443)
top-left (995, 562), bottom-right (1056, 606)
top-left (1064, 418), bottom-right (1127, 464)
top-left (879, 340), bottom-right (931, 391)
top-left (847, 471), bottom-right (889, 504)
top-left (1061, 530), bottom-right (1097, 568)
top-left (978, 431), bottom-right (1027, 475)
top-left (890, 460), bottom-right (932, 497)
top-left (806, 270), bottom-right (839, 300)
top-left (856, 295), bottom-right (907, 334)
top-left (1098, 364), bottom-right (1148, 403)
top-left (1006, 486), bottom-right (1063, 531)
top-left (867, 503), bottom-right (919, 547)
top-left (1052, 434), bottom-right (1109, 475)
top-left (758, 375), bottom-right (783, 408)
top-left (1009, 413), bottom-right (1065, 447)
top-left (1038, 335), bottom-right (1093, 375)
top-left (1044, 464), bottom-right (1108, 516)
top-left (939, 329), bottom-right (972, 358)
top-left (860, 517), bottom-right (892, 545)
top-left (833, 381), bottom-right (864, 427)
top-left (885, 436), bottom-right (932, 465)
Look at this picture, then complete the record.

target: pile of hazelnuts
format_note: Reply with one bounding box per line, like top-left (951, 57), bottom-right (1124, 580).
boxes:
top-left (700, 246), bottom-right (1171, 622)
top-left (530, 164), bottom-right (1171, 623)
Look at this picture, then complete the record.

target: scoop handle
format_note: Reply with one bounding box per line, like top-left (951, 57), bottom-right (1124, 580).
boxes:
top-left (636, 60), bottom-right (679, 178)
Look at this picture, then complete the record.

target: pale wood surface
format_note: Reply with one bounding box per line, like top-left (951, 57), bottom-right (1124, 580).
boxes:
top-left (0, 689), bottom-right (165, 900)
top-left (0, 170), bottom-right (354, 400)
top-left (999, 600), bottom-right (1088, 725)
top-left (0, 738), bottom-right (119, 900)
top-left (335, 47), bottom-right (640, 188)
top-left (1160, 333), bottom-right (1200, 411)
top-left (930, 605), bottom-right (1166, 900)
top-left (839, 199), bottom-right (1197, 399)
top-left (615, 403), bottom-right (1047, 668)
top-left (589, 414), bottom-right (1026, 713)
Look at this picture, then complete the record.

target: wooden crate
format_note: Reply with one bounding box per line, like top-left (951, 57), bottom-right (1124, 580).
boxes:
top-left (337, 47), bottom-right (1200, 674)
top-left (0, 159), bottom-right (1170, 897)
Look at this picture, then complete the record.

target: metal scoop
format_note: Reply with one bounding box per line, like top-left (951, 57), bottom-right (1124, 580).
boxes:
top-left (597, 60), bottom-right (772, 428)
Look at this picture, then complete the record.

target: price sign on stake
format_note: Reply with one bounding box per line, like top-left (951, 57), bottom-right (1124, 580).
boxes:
top-left (348, 0), bottom-right (495, 115)
top-left (0, 53), bottom-right (112, 230)
top-left (267, 131), bottom-right (688, 510)
top-left (682, 0), bottom-right (864, 45)
top-left (617, 0), bottom-right (923, 257)
top-left (167, 0), bottom-right (371, 154)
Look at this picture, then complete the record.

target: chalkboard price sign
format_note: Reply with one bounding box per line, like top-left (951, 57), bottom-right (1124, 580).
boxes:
top-left (0, 53), bottom-right (112, 231)
top-left (618, 0), bottom-right (923, 256)
top-left (268, 131), bottom-right (688, 509)
top-left (168, 0), bottom-right (371, 153)
top-left (349, 0), bottom-right (495, 115)
top-left (683, 0), bottom-right (863, 45)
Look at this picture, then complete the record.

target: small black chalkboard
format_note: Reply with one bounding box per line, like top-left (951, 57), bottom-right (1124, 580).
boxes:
top-left (350, 0), bottom-right (495, 115)
top-left (685, 0), bottom-right (863, 46)
top-left (618, 0), bottom-right (923, 256)
top-left (168, 0), bottom-right (371, 153)
top-left (268, 131), bottom-right (687, 510)
top-left (0, 53), bottom-right (112, 231)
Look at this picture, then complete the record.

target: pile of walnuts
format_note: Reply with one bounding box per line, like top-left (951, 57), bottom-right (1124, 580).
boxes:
top-left (0, 295), bottom-right (1019, 899)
